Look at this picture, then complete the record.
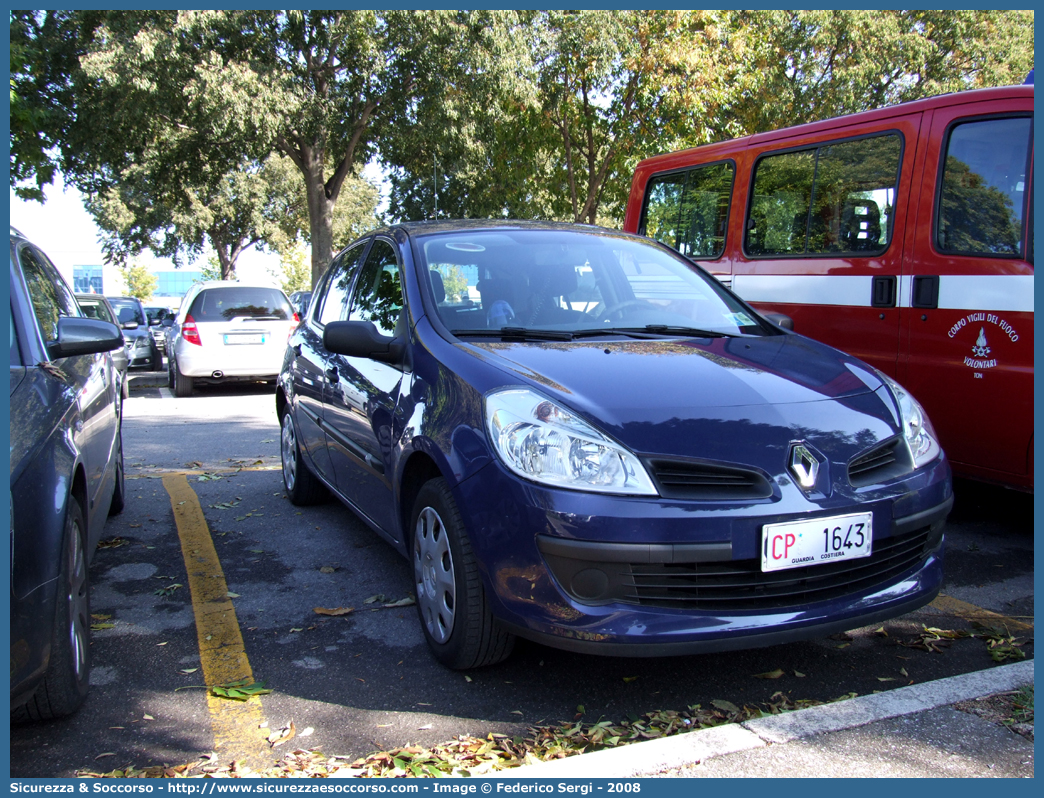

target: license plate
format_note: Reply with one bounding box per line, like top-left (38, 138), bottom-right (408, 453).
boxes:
top-left (224, 333), bottom-right (266, 345)
top-left (761, 512), bottom-right (872, 573)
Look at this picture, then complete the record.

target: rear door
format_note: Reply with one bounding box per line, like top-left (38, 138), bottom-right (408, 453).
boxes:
top-left (898, 101), bottom-right (1033, 486)
top-left (730, 115), bottom-right (922, 378)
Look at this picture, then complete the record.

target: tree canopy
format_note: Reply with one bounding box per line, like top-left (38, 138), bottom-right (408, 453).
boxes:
top-left (10, 9), bottom-right (1034, 285)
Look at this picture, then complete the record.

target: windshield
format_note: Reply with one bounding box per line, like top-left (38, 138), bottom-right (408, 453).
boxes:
top-left (416, 229), bottom-right (766, 337)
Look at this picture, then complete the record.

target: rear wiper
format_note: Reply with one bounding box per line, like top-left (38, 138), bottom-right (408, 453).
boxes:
top-left (450, 327), bottom-right (574, 342)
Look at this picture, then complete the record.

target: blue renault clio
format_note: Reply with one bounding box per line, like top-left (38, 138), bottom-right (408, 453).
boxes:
top-left (277, 221), bottom-right (951, 669)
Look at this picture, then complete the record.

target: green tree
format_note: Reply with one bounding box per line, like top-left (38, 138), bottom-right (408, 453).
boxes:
top-left (124, 261), bottom-right (157, 302)
top-left (270, 242), bottom-right (311, 295)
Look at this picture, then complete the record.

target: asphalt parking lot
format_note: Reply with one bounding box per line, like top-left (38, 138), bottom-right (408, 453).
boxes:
top-left (9, 375), bottom-right (1034, 777)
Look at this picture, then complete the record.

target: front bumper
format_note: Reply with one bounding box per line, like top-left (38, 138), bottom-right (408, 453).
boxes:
top-left (454, 456), bottom-right (951, 654)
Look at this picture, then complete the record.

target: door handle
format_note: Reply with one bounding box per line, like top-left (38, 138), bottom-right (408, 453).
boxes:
top-left (325, 366), bottom-right (338, 383)
top-left (911, 276), bottom-right (939, 309)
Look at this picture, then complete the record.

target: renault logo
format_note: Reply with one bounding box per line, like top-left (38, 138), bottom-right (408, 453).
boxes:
top-left (789, 443), bottom-right (820, 489)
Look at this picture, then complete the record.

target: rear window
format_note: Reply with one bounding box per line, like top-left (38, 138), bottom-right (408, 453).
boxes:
top-left (78, 297), bottom-right (115, 324)
top-left (188, 287), bottom-right (293, 321)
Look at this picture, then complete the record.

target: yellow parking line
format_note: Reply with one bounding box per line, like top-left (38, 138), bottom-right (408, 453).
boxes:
top-left (929, 595), bottom-right (1033, 632)
top-left (162, 474), bottom-right (271, 765)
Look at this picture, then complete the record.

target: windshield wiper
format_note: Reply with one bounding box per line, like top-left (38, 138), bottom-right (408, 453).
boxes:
top-left (641, 325), bottom-right (734, 338)
top-left (450, 327), bottom-right (575, 342)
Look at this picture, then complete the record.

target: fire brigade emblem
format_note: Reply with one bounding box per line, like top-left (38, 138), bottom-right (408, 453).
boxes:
top-left (971, 328), bottom-right (991, 358)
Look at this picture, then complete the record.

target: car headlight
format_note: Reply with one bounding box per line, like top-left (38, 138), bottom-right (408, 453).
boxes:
top-left (485, 388), bottom-right (657, 495)
top-left (879, 374), bottom-right (940, 468)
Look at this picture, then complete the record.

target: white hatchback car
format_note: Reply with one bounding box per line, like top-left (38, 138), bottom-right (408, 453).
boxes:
top-left (167, 281), bottom-right (298, 396)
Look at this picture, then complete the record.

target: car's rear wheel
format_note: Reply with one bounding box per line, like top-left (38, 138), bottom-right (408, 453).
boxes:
top-left (280, 409), bottom-right (327, 505)
top-left (411, 478), bottom-right (514, 669)
top-left (150, 347), bottom-right (162, 372)
top-left (173, 357), bottom-right (193, 397)
top-left (13, 500), bottom-right (91, 721)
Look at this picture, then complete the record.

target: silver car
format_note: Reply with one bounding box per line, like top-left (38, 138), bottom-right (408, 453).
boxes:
top-left (166, 281), bottom-right (298, 396)
top-left (75, 294), bottom-right (130, 398)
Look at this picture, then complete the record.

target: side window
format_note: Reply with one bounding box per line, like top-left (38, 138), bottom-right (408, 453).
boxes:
top-left (641, 162), bottom-right (734, 259)
top-left (316, 241), bottom-right (367, 325)
top-left (19, 246), bottom-right (78, 345)
top-left (937, 117), bottom-right (1031, 257)
top-left (348, 239), bottom-right (404, 337)
top-left (747, 133), bottom-right (901, 257)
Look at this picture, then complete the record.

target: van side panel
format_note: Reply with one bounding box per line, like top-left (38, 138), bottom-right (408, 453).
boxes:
top-left (730, 116), bottom-right (922, 378)
top-left (626, 86), bottom-right (1034, 489)
top-left (898, 98), bottom-right (1033, 488)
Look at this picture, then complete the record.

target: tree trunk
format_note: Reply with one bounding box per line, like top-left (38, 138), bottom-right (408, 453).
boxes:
top-left (303, 160), bottom-right (336, 288)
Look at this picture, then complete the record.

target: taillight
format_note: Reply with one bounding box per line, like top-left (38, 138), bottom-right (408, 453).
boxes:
top-left (288, 312), bottom-right (300, 341)
top-left (182, 315), bottom-right (202, 346)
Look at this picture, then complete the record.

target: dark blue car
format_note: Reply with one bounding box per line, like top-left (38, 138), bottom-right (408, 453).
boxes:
top-left (277, 221), bottom-right (952, 669)
top-left (10, 226), bottom-right (125, 718)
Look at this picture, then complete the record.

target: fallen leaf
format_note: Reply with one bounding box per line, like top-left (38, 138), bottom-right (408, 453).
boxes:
top-left (754, 669), bottom-right (786, 679)
top-left (180, 668), bottom-right (198, 675)
top-left (873, 627), bottom-right (888, 637)
top-left (383, 596), bottom-right (415, 608)
top-left (900, 668), bottom-right (909, 677)
top-left (314, 607), bottom-right (354, 617)
top-left (363, 595), bottom-right (386, 604)
top-left (227, 592), bottom-right (240, 598)
top-left (143, 714), bottom-right (154, 721)
top-left (876, 677), bottom-right (896, 682)
top-left (510, 710), bottom-right (523, 715)
top-left (157, 642), bottom-right (168, 646)
top-left (299, 727), bottom-right (314, 737)
top-left (794, 671), bottom-right (806, 678)
top-left (91, 614), bottom-right (112, 621)
top-left (622, 676), bottom-right (638, 683)
top-left (464, 675), bottom-right (473, 683)
top-left (417, 723), bottom-right (433, 730)
top-left (91, 623), bottom-right (115, 631)
top-left (290, 627), bottom-right (304, 633)
top-left (95, 753), bottom-right (116, 760)
top-left (268, 720), bottom-right (296, 747)
top-left (319, 566), bottom-right (336, 574)
top-left (711, 699), bottom-right (741, 713)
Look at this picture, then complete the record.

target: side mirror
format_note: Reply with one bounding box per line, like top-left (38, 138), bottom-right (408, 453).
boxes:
top-left (121, 321), bottom-right (139, 330)
top-left (324, 320), bottom-right (404, 364)
top-left (761, 312), bottom-right (794, 331)
top-left (149, 318), bottom-right (161, 326)
top-left (48, 317), bottom-right (124, 359)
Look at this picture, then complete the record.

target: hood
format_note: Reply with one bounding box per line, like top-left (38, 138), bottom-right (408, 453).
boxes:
top-left (463, 335), bottom-right (901, 473)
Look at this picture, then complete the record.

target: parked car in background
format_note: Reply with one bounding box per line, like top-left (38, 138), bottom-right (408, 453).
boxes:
top-left (107, 296), bottom-right (162, 372)
top-left (10, 226), bottom-right (125, 720)
top-left (277, 221), bottom-right (952, 669)
top-left (144, 305), bottom-right (176, 357)
top-left (166, 281), bottom-right (299, 397)
top-left (75, 294), bottom-right (130, 398)
top-left (625, 83), bottom-right (1033, 490)
top-left (289, 290), bottom-right (313, 318)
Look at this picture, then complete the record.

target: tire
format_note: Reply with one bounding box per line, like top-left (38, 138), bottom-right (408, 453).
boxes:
top-left (150, 348), bottom-right (162, 372)
top-left (173, 357), bottom-right (193, 397)
top-left (167, 357), bottom-right (176, 390)
top-left (121, 372), bottom-right (130, 400)
top-left (13, 500), bottom-right (91, 721)
top-left (108, 420), bottom-right (125, 516)
top-left (411, 478), bottom-right (514, 669)
top-left (280, 409), bottom-right (327, 505)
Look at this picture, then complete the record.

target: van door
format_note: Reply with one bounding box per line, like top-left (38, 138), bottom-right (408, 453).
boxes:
top-left (731, 117), bottom-right (921, 378)
top-left (899, 102), bottom-right (1033, 487)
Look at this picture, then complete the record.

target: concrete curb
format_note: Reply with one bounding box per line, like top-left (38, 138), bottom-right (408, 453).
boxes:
top-left (498, 660), bottom-right (1033, 778)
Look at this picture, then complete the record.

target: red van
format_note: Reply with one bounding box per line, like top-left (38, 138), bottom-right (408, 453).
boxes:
top-left (624, 84), bottom-right (1033, 490)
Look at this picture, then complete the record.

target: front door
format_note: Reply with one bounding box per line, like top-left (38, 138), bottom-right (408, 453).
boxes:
top-left (322, 238), bottom-right (407, 537)
top-left (898, 102), bottom-right (1033, 486)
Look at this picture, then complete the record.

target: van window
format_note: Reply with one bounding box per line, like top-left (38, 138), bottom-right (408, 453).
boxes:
top-left (937, 117), bottom-right (1031, 257)
top-left (747, 134), bottom-right (901, 257)
top-left (641, 161), bottom-right (734, 259)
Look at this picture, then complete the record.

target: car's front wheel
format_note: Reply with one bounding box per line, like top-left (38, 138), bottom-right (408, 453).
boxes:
top-left (280, 409), bottom-right (327, 505)
top-left (13, 499), bottom-right (91, 721)
top-left (411, 478), bottom-right (514, 670)
top-left (172, 357), bottom-right (193, 397)
top-left (108, 419), bottom-right (125, 516)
